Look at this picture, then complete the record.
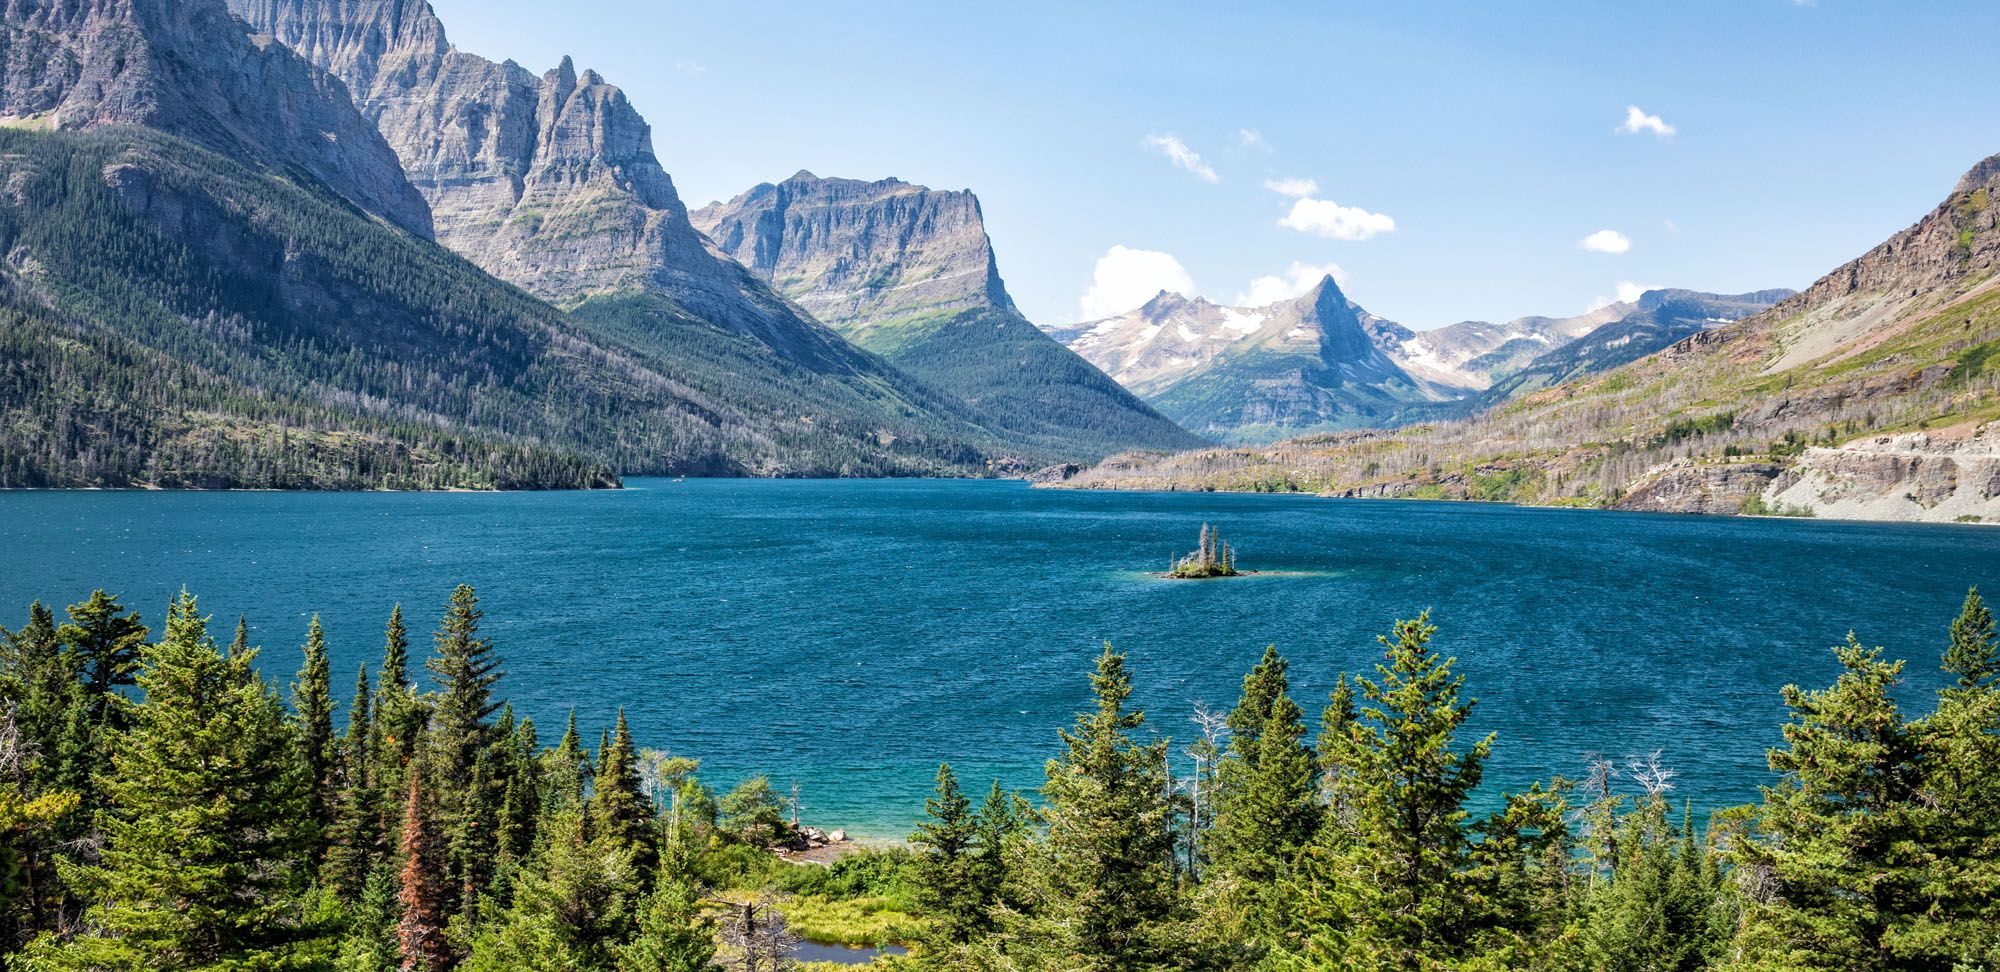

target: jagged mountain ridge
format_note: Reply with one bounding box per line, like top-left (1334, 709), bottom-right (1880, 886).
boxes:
top-left (0, 0), bottom-right (1050, 487)
top-left (232, 0), bottom-right (1193, 462)
top-left (1052, 277), bottom-right (1443, 442)
top-left (690, 170), bottom-right (1204, 455)
top-left (230, 0), bottom-right (882, 368)
top-left (0, 0), bottom-right (431, 235)
top-left (1055, 152), bottom-right (2000, 524)
top-left (1054, 283), bottom-right (1790, 439)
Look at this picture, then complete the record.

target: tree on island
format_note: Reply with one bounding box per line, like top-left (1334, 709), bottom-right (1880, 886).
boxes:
top-left (1169, 524), bottom-right (1241, 579)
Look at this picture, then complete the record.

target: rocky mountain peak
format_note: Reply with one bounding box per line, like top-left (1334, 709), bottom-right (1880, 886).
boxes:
top-left (690, 172), bottom-right (1018, 334)
top-left (1954, 152), bottom-right (2000, 196)
top-left (230, 0), bottom-right (881, 365)
top-left (2, 0), bottom-right (432, 235)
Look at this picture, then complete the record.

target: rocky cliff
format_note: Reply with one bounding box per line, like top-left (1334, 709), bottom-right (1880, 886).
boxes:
top-left (1, 0), bottom-right (431, 235)
top-left (691, 171), bottom-right (1017, 341)
top-left (230, 0), bottom-right (873, 366)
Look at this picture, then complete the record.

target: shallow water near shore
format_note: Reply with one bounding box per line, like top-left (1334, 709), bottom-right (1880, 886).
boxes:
top-left (3, 479), bottom-right (1996, 836)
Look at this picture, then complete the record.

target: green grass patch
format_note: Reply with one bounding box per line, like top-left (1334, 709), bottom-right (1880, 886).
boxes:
top-left (776, 894), bottom-right (927, 947)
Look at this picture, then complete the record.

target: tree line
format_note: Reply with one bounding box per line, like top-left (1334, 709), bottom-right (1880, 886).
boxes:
top-left (1, 584), bottom-right (1995, 970)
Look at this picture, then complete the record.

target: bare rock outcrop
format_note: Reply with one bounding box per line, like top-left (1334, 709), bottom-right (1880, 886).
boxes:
top-left (229, 0), bottom-right (869, 366)
top-left (0, 0), bottom-right (431, 235)
top-left (1762, 428), bottom-right (2000, 523)
top-left (691, 172), bottom-right (1018, 335)
top-left (1612, 460), bottom-right (1789, 515)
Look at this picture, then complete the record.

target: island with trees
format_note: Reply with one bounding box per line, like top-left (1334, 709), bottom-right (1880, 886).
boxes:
top-left (1168, 523), bottom-right (1243, 579)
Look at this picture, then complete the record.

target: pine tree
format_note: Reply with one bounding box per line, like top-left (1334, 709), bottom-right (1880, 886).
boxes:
top-left (591, 710), bottom-right (655, 875)
top-left (36, 590), bottom-right (326, 969)
top-left (324, 665), bottom-right (381, 902)
top-left (56, 591), bottom-right (145, 717)
top-left (1211, 647), bottom-right (1322, 903)
top-left (228, 615), bottom-right (249, 659)
top-left (424, 586), bottom-right (503, 919)
top-left (294, 614), bottom-right (337, 854)
top-left (1945, 586), bottom-right (1999, 691)
top-left (374, 604), bottom-right (425, 816)
top-left (463, 810), bottom-right (640, 972)
top-left (397, 769), bottom-right (451, 972)
top-left (1316, 673), bottom-right (1358, 820)
top-left (1732, 635), bottom-right (1925, 969)
top-left (617, 878), bottom-right (718, 972)
top-left (1011, 645), bottom-right (1188, 971)
top-left (970, 780), bottom-right (1027, 922)
top-left (911, 763), bottom-right (982, 944)
top-left (1281, 613), bottom-right (1494, 969)
top-left (1902, 596), bottom-right (2000, 965)
top-left (544, 710), bottom-right (591, 814)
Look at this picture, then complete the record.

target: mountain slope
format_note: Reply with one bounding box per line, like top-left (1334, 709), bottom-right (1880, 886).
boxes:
top-left (1, 0), bottom-right (431, 235)
top-left (690, 171), bottom-right (1203, 457)
top-left (0, 125), bottom-right (1013, 486)
top-left (1056, 152), bottom-right (2000, 523)
top-left (228, 0), bottom-right (1029, 462)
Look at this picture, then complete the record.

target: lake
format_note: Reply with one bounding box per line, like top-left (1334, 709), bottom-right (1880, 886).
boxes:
top-left (2, 479), bottom-right (1994, 836)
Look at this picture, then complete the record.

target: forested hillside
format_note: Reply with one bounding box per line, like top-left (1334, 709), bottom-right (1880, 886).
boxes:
top-left (3, 584), bottom-right (1994, 968)
top-left (0, 127), bottom-right (1016, 488)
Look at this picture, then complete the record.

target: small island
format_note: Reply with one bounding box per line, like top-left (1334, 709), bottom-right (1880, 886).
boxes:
top-left (1167, 523), bottom-right (1243, 579)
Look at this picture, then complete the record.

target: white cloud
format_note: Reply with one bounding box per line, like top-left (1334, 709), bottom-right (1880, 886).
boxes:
top-left (1236, 261), bottom-right (1347, 307)
top-left (1579, 229), bottom-right (1633, 254)
top-left (1278, 197), bottom-right (1396, 241)
top-left (1140, 134), bottom-right (1219, 182)
top-left (674, 60), bottom-right (706, 74)
top-left (1587, 281), bottom-right (1656, 312)
top-left (1617, 105), bottom-right (1675, 138)
top-left (1237, 128), bottom-right (1272, 152)
top-left (1080, 245), bottom-right (1199, 319)
top-left (1262, 177), bottom-right (1320, 198)
top-left (1662, 218), bottom-right (1680, 234)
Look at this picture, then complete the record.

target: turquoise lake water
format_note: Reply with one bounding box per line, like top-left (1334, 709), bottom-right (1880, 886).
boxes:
top-left (3, 479), bottom-right (1995, 836)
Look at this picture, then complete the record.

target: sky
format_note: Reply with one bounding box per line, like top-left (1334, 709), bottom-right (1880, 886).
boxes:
top-left (432, 0), bottom-right (2000, 330)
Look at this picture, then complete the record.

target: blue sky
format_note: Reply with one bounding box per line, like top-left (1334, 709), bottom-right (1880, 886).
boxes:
top-left (434, 0), bottom-right (1998, 330)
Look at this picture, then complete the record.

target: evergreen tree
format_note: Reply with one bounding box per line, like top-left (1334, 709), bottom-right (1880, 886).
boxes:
top-left (1010, 645), bottom-right (1188, 972)
top-left (397, 769), bottom-right (451, 972)
top-left (374, 604), bottom-right (425, 818)
top-left (325, 665), bottom-right (381, 902)
top-left (970, 780), bottom-right (1027, 923)
top-left (495, 712), bottom-right (543, 875)
top-left (1902, 596), bottom-right (2000, 965)
top-left (1210, 645), bottom-right (1321, 931)
top-left (56, 591), bottom-right (146, 718)
top-left (617, 878), bottom-right (717, 972)
top-left (1945, 586), bottom-right (2000, 691)
top-left (591, 710), bottom-right (655, 873)
top-left (1281, 613), bottom-right (1494, 970)
top-left (911, 763), bottom-right (982, 944)
top-left (718, 777), bottom-right (789, 847)
top-left (34, 590), bottom-right (326, 969)
top-left (294, 614), bottom-right (337, 853)
top-left (464, 811), bottom-right (639, 972)
top-left (228, 615), bottom-right (249, 659)
top-left (1732, 635), bottom-right (1925, 969)
top-left (544, 710), bottom-right (591, 814)
top-left (424, 586), bottom-right (504, 919)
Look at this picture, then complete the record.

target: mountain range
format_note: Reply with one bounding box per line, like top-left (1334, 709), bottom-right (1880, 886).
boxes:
top-left (690, 171), bottom-right (1201, 456)
top-left (1049, 280), bottom-right (1790, 442)
top-left (0, 0), bottom-right (1211, 489)
top-left (1056, 152), bottom-right (2000, 523)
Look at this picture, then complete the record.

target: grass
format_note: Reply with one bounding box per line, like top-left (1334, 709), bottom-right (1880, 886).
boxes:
top-left (776, 894), bottom-right (926, 947)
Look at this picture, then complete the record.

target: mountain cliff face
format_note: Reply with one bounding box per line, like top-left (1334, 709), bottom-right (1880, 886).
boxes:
top-left (0, 0), bottom-right (431, 235)
top-left (688, 170), bottom-right (1204, 456)
top-left (691, 172), bottom-right (1017, 341)
top-left (230, 0), bottom-right (875, 367)
top-left (1054, 151), bottom-right (2000, 524)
